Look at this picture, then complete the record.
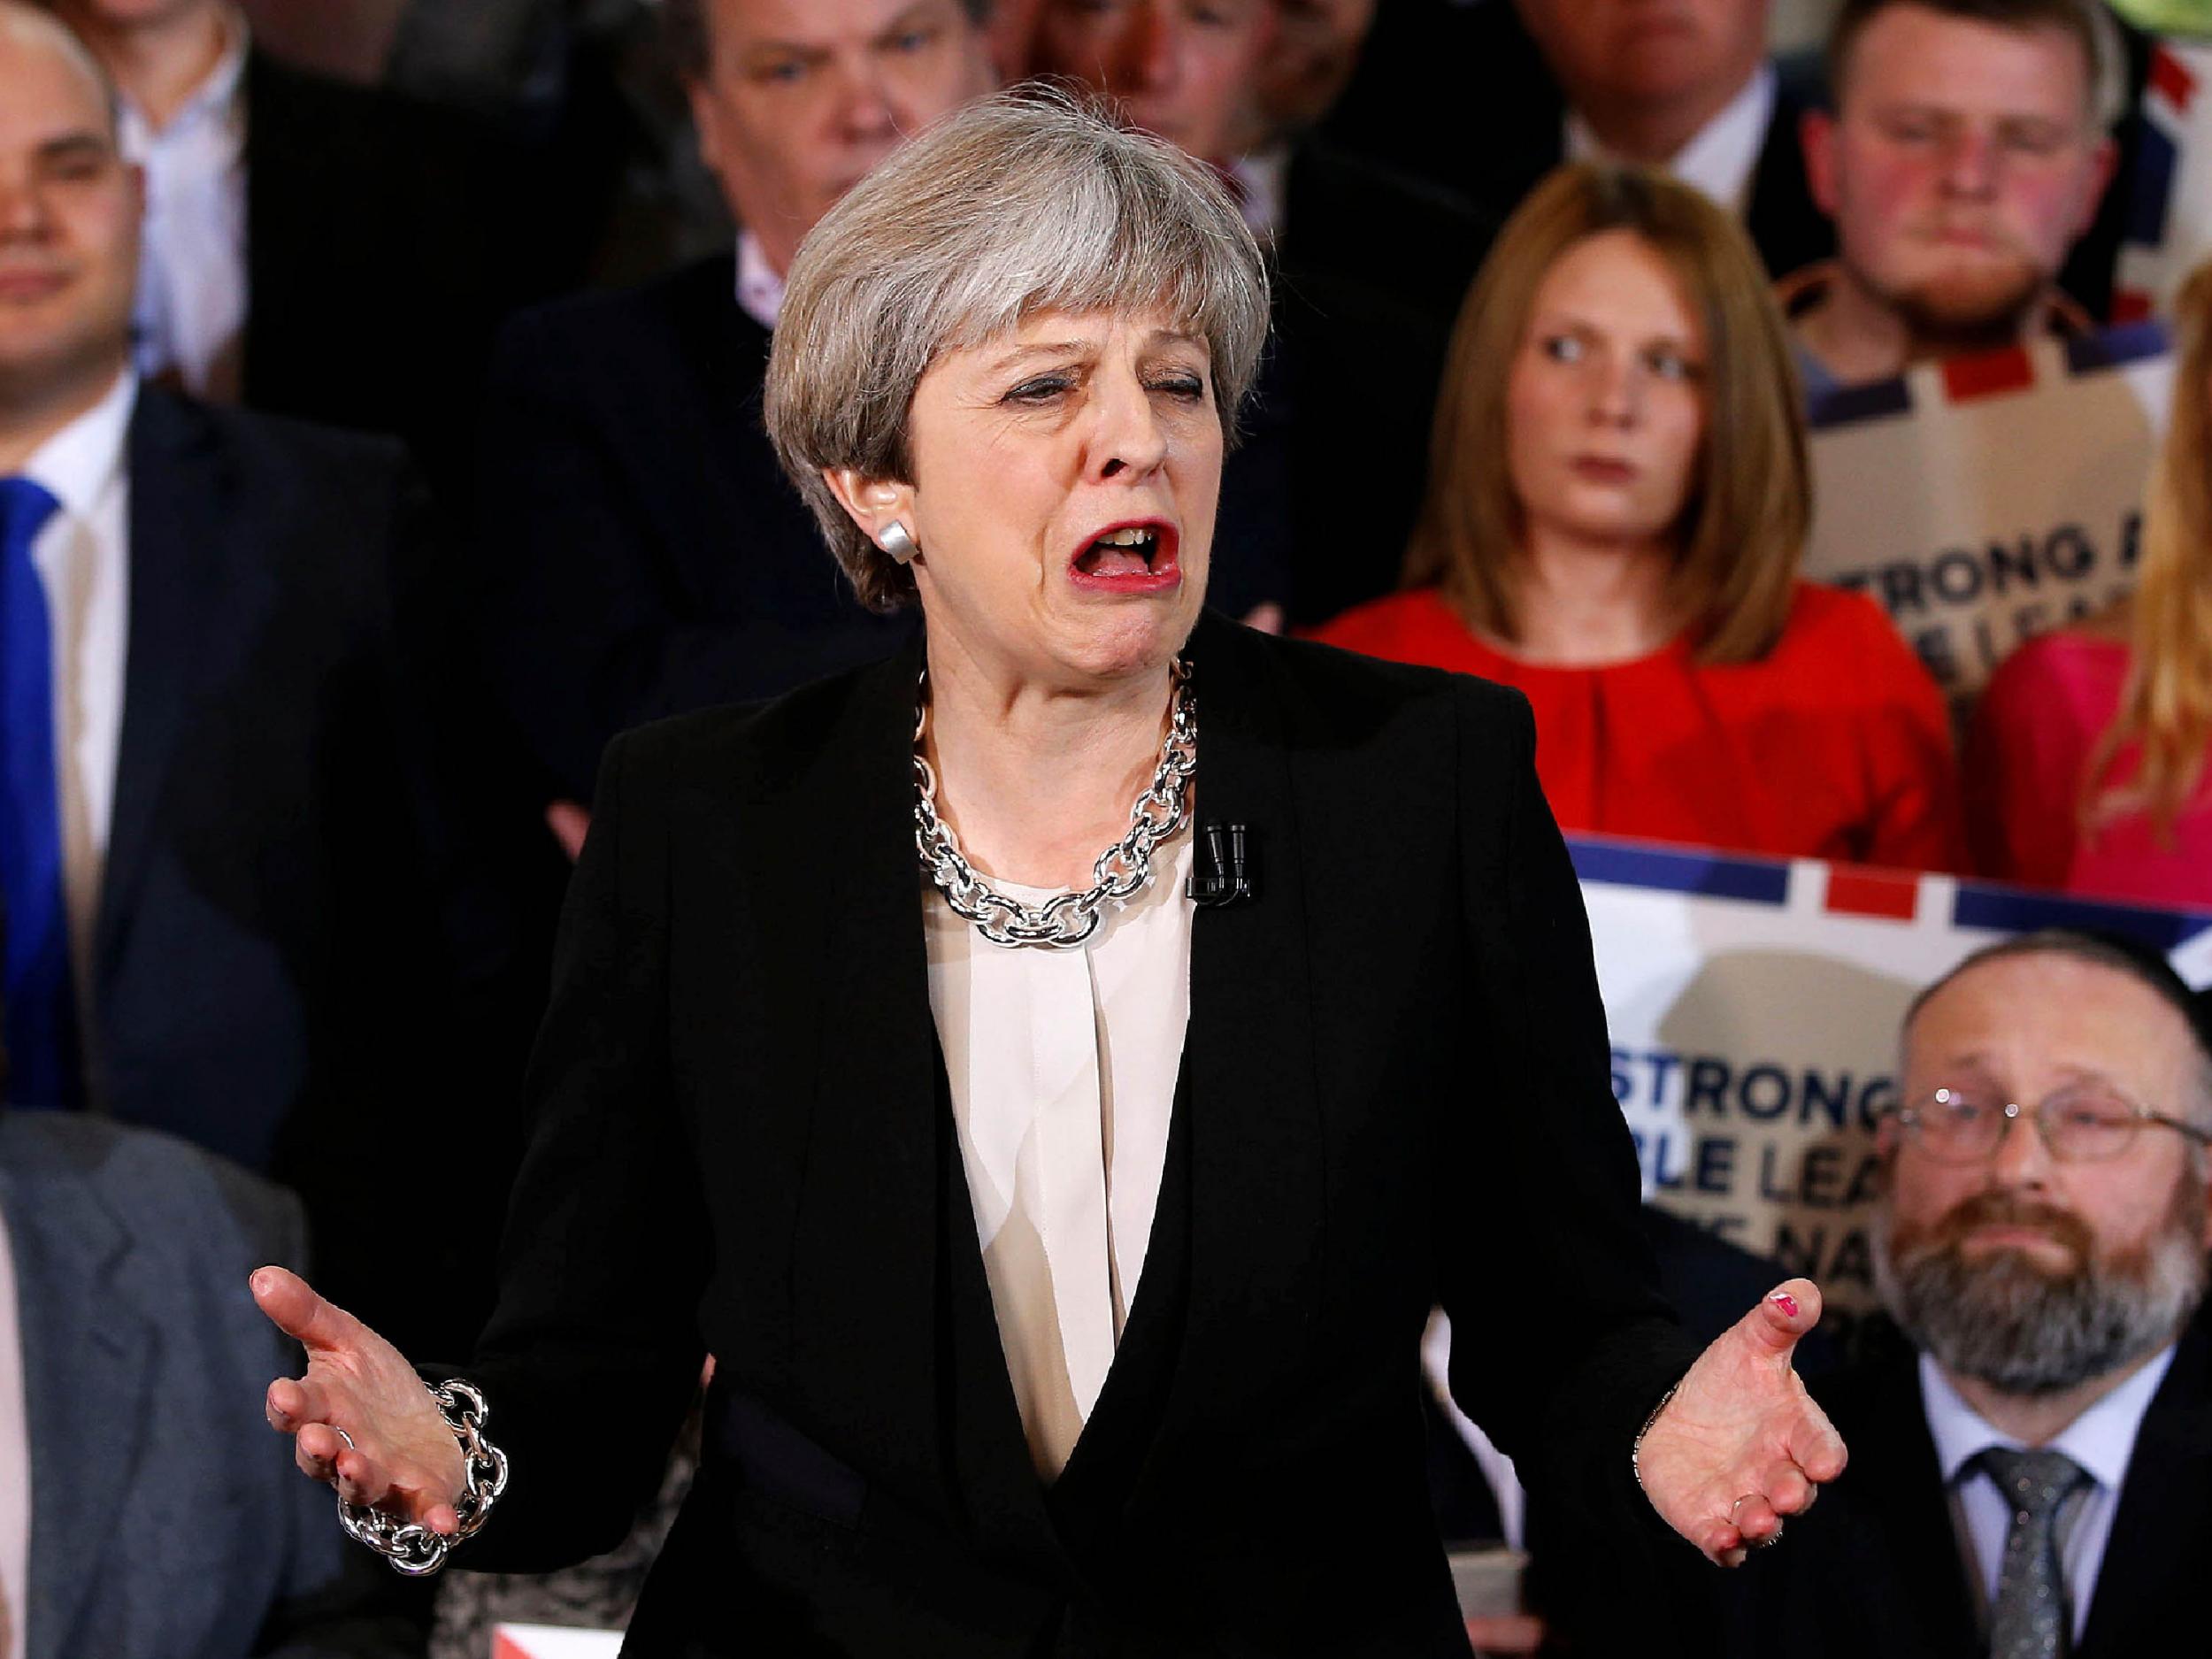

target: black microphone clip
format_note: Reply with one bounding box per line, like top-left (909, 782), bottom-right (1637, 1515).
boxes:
top-left (1187, 821), bottom-right (1256, 908)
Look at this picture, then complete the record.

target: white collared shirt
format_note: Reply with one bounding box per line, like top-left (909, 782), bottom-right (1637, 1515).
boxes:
top-left (1920, 1344), bottom-right (2175, 1642)
top-left (0, 1200), bottom-right (27, 1659)
top-left (123, 12), bottom-right (250, 401)
top-left (733, 232), bottom-right (784, 333)
top-left (923, 830), bottom-right (1193, 1479)
top-left (1565, 61), bottom-right (1778, 216)
top-left (18, 368), bottom-right (138, 1002)
top-left (1421, 1310), bottom-right (1530, 1549)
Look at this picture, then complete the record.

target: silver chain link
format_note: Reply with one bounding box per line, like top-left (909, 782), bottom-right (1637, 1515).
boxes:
top-left (915, 658), bottom-right (1196, 949)
top-left (338, 1379), bottom-right (511, 1577)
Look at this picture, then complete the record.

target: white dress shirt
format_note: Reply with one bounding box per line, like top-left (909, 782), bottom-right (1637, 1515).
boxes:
top-left (123, 13), bottom-right (250, 401)
top-left (0, 1202), bottom-right (27, 1659)
top-left (1920, 1344), bottom-right (2175, 1642)
top-left (19, 370), bottom-right (137, 1008)
top-left (1421, 1310), bottom-right (1529, 1549)
top-left (924, 830), bottom-right (1194, 1479)
top-left (1565, 62), bottom-right (1778, 216)
top-left (733, 232), bottom-right (785, 333)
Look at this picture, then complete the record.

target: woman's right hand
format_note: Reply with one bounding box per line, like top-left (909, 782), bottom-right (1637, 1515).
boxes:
top-left (251, 1265), bottom-right (468, 1533)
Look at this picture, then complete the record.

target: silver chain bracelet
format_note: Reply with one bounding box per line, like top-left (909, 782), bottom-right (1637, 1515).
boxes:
top-left (337, 1379), bottom-right (510, 1577)
top-left (1630, 1379), bottom-right (1680, 1495)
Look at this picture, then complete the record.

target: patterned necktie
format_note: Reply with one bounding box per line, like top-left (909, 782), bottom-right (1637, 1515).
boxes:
top-left (1978, 1446), bottom-right (2092, 1659)
top-left (0, 475), bottom-right (82, 1108)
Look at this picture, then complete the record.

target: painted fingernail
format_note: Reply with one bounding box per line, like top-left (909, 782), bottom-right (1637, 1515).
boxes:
top-left (1771, 1292), bottom-right (1800, 1319)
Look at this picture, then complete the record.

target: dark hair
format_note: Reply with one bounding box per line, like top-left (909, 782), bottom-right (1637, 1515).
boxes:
top-left (663, 0), bottom-right (995, 81)
top-left (1906, 928), bottom-right (2212, 1097)
top-left (1827, 0), bottom-right (2112, 124)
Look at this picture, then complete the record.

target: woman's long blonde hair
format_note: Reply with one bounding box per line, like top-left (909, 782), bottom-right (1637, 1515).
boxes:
top-left (2088, 260), bottom-right (2212, 833)
top-left (1402, 163), bottom-right (1810, 664)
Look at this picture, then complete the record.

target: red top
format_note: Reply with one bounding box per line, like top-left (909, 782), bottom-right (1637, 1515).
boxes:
top-left (1967, 628), bottom-right (2212, 908)
top-left (1310, 583), bottom-right (1964, 872)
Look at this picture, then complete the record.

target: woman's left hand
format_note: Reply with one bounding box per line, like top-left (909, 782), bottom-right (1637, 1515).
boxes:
top-left (1632, 1277), bottom-right (1847, 1567)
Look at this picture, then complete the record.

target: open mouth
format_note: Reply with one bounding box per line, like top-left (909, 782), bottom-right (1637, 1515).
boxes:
top-left (1070, 521), bottom-right (1181, 591)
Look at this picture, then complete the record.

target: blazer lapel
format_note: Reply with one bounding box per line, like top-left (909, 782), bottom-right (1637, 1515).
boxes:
top-left (0, 1133), bottom-right (154, 1659)
top-left (92, 393), bottom-right (224, 1005)
top-left (1849, 1354), bottom-right (1982, 1656)
top-left (1138, 616), bottom-right (1326, 1463)
top-left (2078, 1317), bottom-right (2212, 1656)
top-left (735, 638), bottom-right (1039, 1532)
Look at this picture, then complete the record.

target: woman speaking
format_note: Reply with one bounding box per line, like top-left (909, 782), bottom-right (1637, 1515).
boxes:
top-left (253, 94), bottom-right (1843, 1655)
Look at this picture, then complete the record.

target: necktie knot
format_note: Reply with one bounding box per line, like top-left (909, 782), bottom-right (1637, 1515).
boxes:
top-left (1978, 1446), bottom-right (2091, 1521)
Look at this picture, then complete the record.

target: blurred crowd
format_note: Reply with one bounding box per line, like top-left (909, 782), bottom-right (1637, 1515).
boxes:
top-left (4, 1), bottom-right (2212, 1655)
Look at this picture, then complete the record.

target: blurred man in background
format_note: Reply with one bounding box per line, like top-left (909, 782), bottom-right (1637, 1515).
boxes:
top-left (1735, 932), bottom-right (2212, 1656)
top-left (472, 0), bottom-right (995, 845)
top-left (1789, 0), bottom-right (2121, 392)
top-left (1324, 0), bottom-right (1833, 280)
top-left (1, 0), bottom-right (516, 1356)
top-left (42, 0), bottom-right (553, 488)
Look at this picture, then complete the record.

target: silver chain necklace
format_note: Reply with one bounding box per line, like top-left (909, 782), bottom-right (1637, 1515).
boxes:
top-left (914, 659), bottom-right (1196, 949)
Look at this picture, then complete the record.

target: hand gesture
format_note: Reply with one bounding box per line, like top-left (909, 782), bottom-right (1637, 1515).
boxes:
top-left (1633, 1278), bottom-right (1847, 1566)
top-left (251, 1266), bottom-right (467, 1533)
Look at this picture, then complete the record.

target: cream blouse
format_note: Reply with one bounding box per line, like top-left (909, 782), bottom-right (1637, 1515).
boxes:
top-left (922, 829), bottom-right (1194, 1479)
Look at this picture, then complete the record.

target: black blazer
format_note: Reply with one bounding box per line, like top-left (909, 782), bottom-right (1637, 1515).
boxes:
top-left (456, 614), bottom-right (1698, 1655)
top-left (1725, 1308), bottom-right (2212, 1658)
top-left (472, 253), bottom-right (913, 804)
top-left (88, 388), bottom-right (525, 1355)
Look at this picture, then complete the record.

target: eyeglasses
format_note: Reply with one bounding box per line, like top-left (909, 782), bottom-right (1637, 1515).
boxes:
top-left (1891, 1085), bottom-right (2212, 1166)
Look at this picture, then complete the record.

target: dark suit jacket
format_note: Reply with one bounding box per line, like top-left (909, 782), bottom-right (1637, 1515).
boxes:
top-left (86, 388), bottom-right (526, 1356)
top-left (1225, 266), bottom-right (1458, 631)
top-left (1277, 138), bottom-right (1497, 330)
top-left (451, 614), bottom-right (1699, 1655)
top-left (472, 253), bottom-right (915, 804)
top-left (0, 1112), bottom-right (423, 1659)
top-left (1321, 6), bottom-right (1833, 284)
top-left (1725, 1308), bottom-right (2212, 1657)
top-left (240, 50), bottom-right (558, 490)
top-left (1428, 1209), bottom-right (1836, 1657)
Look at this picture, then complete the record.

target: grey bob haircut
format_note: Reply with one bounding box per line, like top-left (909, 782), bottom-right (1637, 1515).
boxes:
top-left (764, 87), bottom-right (1272, 612)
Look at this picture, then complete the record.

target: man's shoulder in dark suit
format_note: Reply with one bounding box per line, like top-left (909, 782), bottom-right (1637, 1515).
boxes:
top-left (1727, 1305), bottom-right (2212, 1658)
top-left (1279, 138), bottom-right (1498, 323)
top-left (473, 251), bottom-right (909, 801)
top-left (109, 388), bottom-right (516, 1357)
top-left (488, 249), bottom-right (764, 421)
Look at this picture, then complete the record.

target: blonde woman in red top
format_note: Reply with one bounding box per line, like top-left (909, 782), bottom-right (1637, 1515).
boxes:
top-left (1968, 260), bottom-right (2212, 907)
top-left (1315, 164), bottom-right (1963, 872)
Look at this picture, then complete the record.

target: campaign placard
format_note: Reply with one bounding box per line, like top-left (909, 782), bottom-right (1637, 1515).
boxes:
top-left (1802, 324), bottom-right (2173, 720)
top-left (1572, 834), bottom-right (2212, 1333)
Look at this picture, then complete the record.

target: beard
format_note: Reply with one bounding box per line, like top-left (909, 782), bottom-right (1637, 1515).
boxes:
top-left (1855, 239), bottom-right (2051, 358)
top-left (1874, 1180), bottom-right (2209, 1398)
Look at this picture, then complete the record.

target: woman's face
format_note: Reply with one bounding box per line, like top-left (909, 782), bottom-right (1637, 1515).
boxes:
top-left (851, 306), bottom-right (1220, 687)
top-left (1504, 228), bottom-right (1708, 555)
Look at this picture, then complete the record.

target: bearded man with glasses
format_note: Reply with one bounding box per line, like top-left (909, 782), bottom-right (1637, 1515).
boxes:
top-left (1726, 928), bottom-right (2212, 1659)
